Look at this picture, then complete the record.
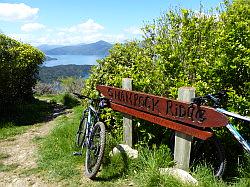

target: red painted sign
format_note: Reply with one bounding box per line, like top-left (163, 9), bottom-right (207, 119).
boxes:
top-left (111, 103), bottom-right (213, 140)
top-left (97, 85), bottom-right (228, 128)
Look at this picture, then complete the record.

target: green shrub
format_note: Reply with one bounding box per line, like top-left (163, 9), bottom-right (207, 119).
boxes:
top-left (61, 93), bottom-right (80, 108)
top-left (60, 77), bottom-right (85, 94)
top-left (82, 0), bottom-right (250, 146)
top-left (0, 34), bottom-right (45, 105)
top-left (34, 82), bottom-right (59, 95)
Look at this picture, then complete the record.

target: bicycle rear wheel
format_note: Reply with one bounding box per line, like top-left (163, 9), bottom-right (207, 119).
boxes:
top-left (76, 116), bottom-right (87, 147)
top-left (85, 121), bottom-right (106, 179)
top-left (190, 136), bottom-right (226, 177)
top-left (169, 132), bottom-right (226, 177)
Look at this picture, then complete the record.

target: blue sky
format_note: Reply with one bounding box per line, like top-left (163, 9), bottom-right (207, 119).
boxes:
top-left (0, 0), bottom-right (223, 46)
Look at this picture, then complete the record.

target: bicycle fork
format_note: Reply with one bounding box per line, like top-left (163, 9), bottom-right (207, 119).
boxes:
top-left (226, 124), bottom-right (250, 154)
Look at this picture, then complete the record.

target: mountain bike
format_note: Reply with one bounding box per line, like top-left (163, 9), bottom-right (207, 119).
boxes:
top-left (73, 93), bottom-right (108, 179)
top-left (186, 90), bottom-right (250, 177)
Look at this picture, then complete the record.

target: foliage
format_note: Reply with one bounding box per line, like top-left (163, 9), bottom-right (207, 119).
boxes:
top-left (60, 76), bottom-right (85, 94)
top-left (82, 0), bottom-right (250, 146)
top-left (0, 98), bottom-right (58, 141)
top-left (36, 103), bottom-right (250, 186)
top-left (0, 34), bottom-right (45, 105)
top-left (34, 82), bottom-right (59, 95)
top-left (34, 76), bottom-right (86, 96)
top-left (0, 99), bottom-right (55, 128)
top-left (61, 93), bottom-right (80, 108)
top-left (39, 64), bottom-right (92, 83)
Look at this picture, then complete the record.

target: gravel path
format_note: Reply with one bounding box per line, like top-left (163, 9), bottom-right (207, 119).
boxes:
top-left (0, 107), bottom-right (69, 187)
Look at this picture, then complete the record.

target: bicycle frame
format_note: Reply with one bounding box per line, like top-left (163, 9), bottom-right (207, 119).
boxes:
top-left (216, 108), bottom-right (250, 154)
top-left (83, 104), bottom-right (99, 148)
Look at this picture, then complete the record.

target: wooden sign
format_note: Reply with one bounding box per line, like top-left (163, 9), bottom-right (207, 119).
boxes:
top-left (111, 103), bottom-right (213, 140)
top-left (97, 85), bottom-right (228, 128)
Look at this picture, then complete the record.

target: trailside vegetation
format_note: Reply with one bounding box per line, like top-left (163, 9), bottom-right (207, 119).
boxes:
top-left (39, 64), bottom-right (92, 83)
top-left (0, 34), bottom-right (45, 105)
top-left (82, 0), bottom-right (250, 176)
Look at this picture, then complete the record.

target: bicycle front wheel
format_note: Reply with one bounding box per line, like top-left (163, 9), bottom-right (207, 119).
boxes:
top-left (76, 116), bottom-right (87, 147)
top-left (85, 121), bottom-right (106, 179)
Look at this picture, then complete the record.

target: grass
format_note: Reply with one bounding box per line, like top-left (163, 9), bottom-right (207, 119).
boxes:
top-left (2, 94), bottom-right (245, 186)
top-left (36, 103), bottom-right (250, 187)
top-left (0, 152), bottom-right (10, 160)
top-left (37, 106), bottom-right (84, 185)
top-left (0, 97), bottom-right (57, 140)
top-left (0, 162), bottom-right (19, 172)
top-left (0, 122), bottom-right (30, 140)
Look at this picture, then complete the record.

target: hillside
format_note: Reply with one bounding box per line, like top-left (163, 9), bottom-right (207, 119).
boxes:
top-left (39, 64), bottom-right (93, 83)
top-left (45, 40), bottom-right (112, 56)
top-left (37, 44), bottom-right (64, 51)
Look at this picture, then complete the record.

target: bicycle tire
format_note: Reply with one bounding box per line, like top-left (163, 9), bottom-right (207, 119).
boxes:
top-left (76, 116), bottom-right (87, 147)
top-left (169, 132), bottom-right (226, 177)
top-left (191, 135), bottom-right (226, 177)
top-left (85, 121), bottom-right (106, 179)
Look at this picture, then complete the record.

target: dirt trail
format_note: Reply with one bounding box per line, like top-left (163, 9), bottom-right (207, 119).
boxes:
top-left (0, 115), bottom-right (63, 186)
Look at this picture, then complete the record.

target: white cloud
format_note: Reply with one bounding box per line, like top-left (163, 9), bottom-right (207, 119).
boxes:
top-left (9, 31), bottom-right (130, 46)
top-left (124, 26), bottom-right (143, 35)
top-left (0, 3), bottom-right (39, 21)
top-left (21, 23), bottom-right (46, 32)
top-left (62, 19), bottom-right (104, 33)
top-left (7, 19), bottom-right (136, 46)
top-left (7, 33), bottom-right (32, 43)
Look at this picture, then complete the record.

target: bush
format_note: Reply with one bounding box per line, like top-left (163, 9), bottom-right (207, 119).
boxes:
top-left (34, 82), bottom-right (59, 95)
top-left (0, 34), bottom-right (45, 105)
top-left (60, 77), bottom-right (85, 94)
top-left (82, 0), bottom-right (250, 146)
top-left (61, 93), bottom-right (80, 108)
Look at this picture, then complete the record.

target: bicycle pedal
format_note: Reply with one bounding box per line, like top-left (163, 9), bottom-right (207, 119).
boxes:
top-left (73, 152), bottom-right (82, 156)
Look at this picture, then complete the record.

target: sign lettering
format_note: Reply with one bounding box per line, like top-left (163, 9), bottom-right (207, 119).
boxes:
top-left (97, 85), bottom-right (228, 128)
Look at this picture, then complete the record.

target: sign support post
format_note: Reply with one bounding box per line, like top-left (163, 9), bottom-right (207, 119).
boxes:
top-left (174, 87), bottom-right (195, 171)
top-left (122, 78), bottom-right (133, 147)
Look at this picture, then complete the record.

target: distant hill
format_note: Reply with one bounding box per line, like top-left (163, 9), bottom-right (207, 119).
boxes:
top-left (37, 44), bottom-right (64, 52)
top-left (45, 56), bottom-right (57, 61)
top-left (44, 40), bottom-right (112, 56)
top-left (39, 64), bottom-right (93, 83)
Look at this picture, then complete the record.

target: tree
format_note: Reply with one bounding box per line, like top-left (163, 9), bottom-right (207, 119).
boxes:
top-left (83, 0), bottom-right (250, 144)
top-left (0, 34), bottom-right (45, 105)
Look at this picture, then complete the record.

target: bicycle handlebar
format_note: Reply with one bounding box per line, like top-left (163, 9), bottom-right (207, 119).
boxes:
top-left (73, 93), bottom-right (109, 108)
top-left (73, 93), bottom-right (91, 100)
top-left (191, 90), bottom-right (230, 107)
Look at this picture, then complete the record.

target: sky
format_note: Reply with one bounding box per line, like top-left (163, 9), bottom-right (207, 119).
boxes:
top-left (0, 0), bottom-right (223, 46)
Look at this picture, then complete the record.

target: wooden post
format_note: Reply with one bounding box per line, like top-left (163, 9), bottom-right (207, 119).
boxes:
top-left (122, 78), bottom-right (133, 147)
top-left (174, 87), bottom-right (195, 171)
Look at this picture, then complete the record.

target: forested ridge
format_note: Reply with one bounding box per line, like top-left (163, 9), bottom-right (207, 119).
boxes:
top-left (39, 64), bottom-right (92, 83)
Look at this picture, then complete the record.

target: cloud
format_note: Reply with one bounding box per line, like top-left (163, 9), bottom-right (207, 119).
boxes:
top-left (21, 23), bottom-right (46, 32)
top-left (8, 19), bottom-right (136, 46)
top-left (124, 26), bottom-right (143, 35)
top-left (62, 19), bottom-right (104, 33)
top-left (0, 3), bottom-right (39, 21)
top-left (33, 32), bottom-right (125, 45)
top-left (7, 33), bottom-right (32, 43)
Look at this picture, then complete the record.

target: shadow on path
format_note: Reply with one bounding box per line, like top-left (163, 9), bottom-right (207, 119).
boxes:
top-left (0, 98), bottom-right (67, 128)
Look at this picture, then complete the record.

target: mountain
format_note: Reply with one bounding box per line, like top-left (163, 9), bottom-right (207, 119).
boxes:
top-left (37, 44), bottom-right (64, 52)
top-left (45, 56), bottom-right (57, 61)
top-left (39, 64), bottom-right (93, 83)
top-left (44, 40), bottom-right (112, 56)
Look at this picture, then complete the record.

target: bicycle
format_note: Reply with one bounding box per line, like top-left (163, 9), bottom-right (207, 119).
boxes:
top-left (184, 90), bottom-right (250, 177)
top-left (73, 93), bottom-right (108, 179)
